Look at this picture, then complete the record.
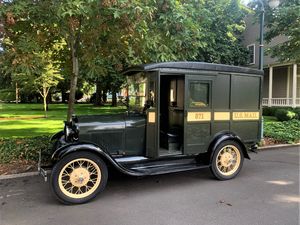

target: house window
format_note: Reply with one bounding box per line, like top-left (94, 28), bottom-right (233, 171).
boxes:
top-left (247, 44), bottom-right (255, 65)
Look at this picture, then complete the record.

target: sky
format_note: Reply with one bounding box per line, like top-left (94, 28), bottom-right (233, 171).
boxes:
top-left (241, 0), bottom-right (251, 5)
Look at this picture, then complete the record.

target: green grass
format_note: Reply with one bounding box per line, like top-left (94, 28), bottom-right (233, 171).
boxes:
top-left (0, 103), bottom-right (126, 138)
top-left (263, 116), bottom-right (278, 123)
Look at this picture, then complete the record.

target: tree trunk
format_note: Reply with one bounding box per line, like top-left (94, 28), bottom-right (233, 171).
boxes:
top-left (43, 96), bottom-right (47, 117)
top-left (67, 17), bottom-right (82, 121)
top-left (103, 89), bottom-right (107, 103)
top-left (15, 82), bottom-right (19, 104)
top-left (111, 91), bottom-right (117, 107)
top-left (67, 40), bottom-right (79, 121)
top-left (94, 81), bottom-right (103, 106)
top-left (43, 86), bottom-right (48, 118)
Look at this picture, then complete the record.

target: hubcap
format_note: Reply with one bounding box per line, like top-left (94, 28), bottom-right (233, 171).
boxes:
top-left (216, 145), bottom-right (241, 176)
top-left (70, 167), bottom-right (90, 187)
top-left (58, 158), bottom-right (101, 199)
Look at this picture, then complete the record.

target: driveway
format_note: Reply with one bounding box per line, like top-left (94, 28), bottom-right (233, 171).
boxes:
top-left (0, 147), bottom-right (299, 225)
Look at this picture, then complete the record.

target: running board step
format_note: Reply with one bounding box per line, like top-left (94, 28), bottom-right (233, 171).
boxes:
top-left (127, 162), bottom-right (209, 176)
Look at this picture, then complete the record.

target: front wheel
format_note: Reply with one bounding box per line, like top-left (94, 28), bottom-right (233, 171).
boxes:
top-left (210, 141), bottom-right (244, 180)
top-left (50, 151), bottom-right (108, 204)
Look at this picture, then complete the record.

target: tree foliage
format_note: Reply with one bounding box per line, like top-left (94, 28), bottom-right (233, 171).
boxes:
top-left (264, 0), bottom-right (300, 62)
top-left (197, 0), bottom-right (249, 65)
top-left (0, 0), bottom-right (250, 118)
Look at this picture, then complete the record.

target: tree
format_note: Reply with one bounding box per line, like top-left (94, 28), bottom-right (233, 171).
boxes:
top-left (0, 0), bottom-right (90, 119)
top-left (34, 63), bottom-right (63, 115)
top-left (264, 0), bottom-right (300, 62)
top-left (196, 0), bottom-right (249, 65)
top-left (1, 0), bottom-right (250, 119)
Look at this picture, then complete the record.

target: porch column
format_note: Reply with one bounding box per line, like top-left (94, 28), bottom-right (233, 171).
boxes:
top-left (268, 66), bottom-right (273, 107)
top-left (286, 66), bottom-right (290, 98)
top-left (292, 64), bottom-right (297, 108)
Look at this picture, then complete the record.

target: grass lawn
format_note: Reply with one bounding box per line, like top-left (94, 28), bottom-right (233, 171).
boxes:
top-left (0, 103), bottom-right (126, 138)
top-left (263, 116), bottom-right (278, 123)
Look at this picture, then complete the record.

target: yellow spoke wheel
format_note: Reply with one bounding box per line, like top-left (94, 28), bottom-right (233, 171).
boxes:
top-left (211, 141), bottom-right (244, 180)
top-left (51, 152), bottom-right (108, 204)
top-left (216, 145), bottom-right (241, 176)
top-left (58, 158), bottom-right (101, 199)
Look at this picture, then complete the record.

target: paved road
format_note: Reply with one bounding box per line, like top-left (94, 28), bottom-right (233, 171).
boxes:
top-left (0, 147), bottom-right (299, 225)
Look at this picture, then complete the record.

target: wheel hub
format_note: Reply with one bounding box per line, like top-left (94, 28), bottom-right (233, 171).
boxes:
top-left (220, 152), bottom-right (233, 167)
top-left (70, 167), bottom-right (90, 187)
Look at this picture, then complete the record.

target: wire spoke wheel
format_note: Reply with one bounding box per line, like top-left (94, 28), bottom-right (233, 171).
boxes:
top-left (58, 158), bottom-right (101, 199)
top-left (216, 145), bottom-right (241, 176)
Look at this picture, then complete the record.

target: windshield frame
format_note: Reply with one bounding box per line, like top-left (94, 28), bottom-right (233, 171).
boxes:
top-left (125, 72), bottom-right (148, 114)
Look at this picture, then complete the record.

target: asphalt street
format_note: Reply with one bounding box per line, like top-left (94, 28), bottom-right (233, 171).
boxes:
top-left (0, 147), bottom-right (299, 225)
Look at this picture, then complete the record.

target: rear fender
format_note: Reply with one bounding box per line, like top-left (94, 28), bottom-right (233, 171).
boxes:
top-left (207, 132), bottom-right (250, 164)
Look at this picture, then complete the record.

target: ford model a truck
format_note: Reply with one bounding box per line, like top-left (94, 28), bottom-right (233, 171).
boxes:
top-left (40, 62), bottom-right (263, 204)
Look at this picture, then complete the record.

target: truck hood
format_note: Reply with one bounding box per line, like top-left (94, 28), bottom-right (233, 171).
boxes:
top-left (77, 113), bottom-right (126, 133)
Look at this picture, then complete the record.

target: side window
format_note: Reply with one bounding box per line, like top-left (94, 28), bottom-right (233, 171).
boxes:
top-left (188, 81), bottom-right (210, 108)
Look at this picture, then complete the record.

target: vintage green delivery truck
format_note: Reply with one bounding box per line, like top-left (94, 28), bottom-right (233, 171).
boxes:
top-left (40, 62), bottom-right (263, 204)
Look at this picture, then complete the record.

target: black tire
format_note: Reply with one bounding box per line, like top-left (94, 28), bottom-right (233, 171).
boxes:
top-left (50, 151), bottom-right (108, 204)
top-left (210, 140), bottom-right (244, 180)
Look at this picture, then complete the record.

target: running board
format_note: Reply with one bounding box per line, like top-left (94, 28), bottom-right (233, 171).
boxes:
top-left (125, 161), bottom-right (209, 176)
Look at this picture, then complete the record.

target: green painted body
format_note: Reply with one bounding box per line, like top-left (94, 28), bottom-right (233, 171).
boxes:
top-left (77, 113), bottom-right (146, 156)
top-left (59, 62), bottom-right (263, 160)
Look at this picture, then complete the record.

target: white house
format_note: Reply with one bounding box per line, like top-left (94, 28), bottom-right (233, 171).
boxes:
top-left (243, 15), bottom-right (299, 108)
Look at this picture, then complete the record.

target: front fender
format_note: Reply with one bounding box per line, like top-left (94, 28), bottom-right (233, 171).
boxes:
top-left (208, 132), bottom-right (250, 163)
top-left (50, 130), bottom-right (64, 141)
top-left (51, 142), bottom-right (106, 160)
top-left (51, 142), bottom-right (143, 176)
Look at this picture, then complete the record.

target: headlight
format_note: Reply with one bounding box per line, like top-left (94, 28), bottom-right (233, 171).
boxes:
top-left (64, 121), bottom-right (79, 142)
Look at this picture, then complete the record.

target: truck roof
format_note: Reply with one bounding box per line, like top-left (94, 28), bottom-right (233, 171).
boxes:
top-left (123, 61), bottom-right (264, 75)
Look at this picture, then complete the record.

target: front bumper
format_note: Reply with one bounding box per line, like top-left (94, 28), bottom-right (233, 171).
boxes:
top-left (38, 149), bottom-right (53, 182)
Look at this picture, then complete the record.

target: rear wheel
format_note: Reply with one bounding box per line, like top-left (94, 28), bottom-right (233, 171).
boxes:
top-left (210, 141), bottom-right (244, 180)
top-left (50, 152), bottom-right (108, 204)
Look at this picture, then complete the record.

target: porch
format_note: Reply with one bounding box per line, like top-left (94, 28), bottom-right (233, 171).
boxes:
top-left (262, 63), bottom-right (299, 108)
top-left (262, 98), bottom-right (300, 107)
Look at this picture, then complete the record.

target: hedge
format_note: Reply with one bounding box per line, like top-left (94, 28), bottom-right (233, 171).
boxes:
top-left (264, 119), bottom-right (300, 144)
top-left (0, 89), bottom-right (16, 102)
top-left (0, 136), bottom-right (51, 164)
top-left (263, 107), bottom-right (300, 121)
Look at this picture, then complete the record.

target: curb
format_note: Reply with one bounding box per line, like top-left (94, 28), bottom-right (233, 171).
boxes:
top-left (0, 144), bottom-right (299, 180)
top-left (0, 171), bottom-right (39, 180)
top-left (258, 143), bottom-right (300, 150)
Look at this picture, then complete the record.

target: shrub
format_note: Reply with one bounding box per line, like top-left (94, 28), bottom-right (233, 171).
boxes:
top-left (275, 109), bottom-right (296, 121)
top-left (262, 107), bottom-right (272, 116)
top-left (0, 136), bottom-right (52, 164)
top-left (293, 108), bottom-right (300, 120)
top-left (0, 89), bottom-right (15, 102)
top-left (264, 120), bottom-right (300, 143)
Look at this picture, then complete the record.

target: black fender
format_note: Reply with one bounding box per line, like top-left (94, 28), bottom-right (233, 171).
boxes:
top-left (50, 130), bottom-right (64, 141)
top-left (207, 132), bottom-right (250, 164)
top-left (51, 142), bottom-right (144, 176)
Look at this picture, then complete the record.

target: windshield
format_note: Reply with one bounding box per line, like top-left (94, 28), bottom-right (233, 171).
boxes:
top-left (127, 72), bottom-right (154, 113)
